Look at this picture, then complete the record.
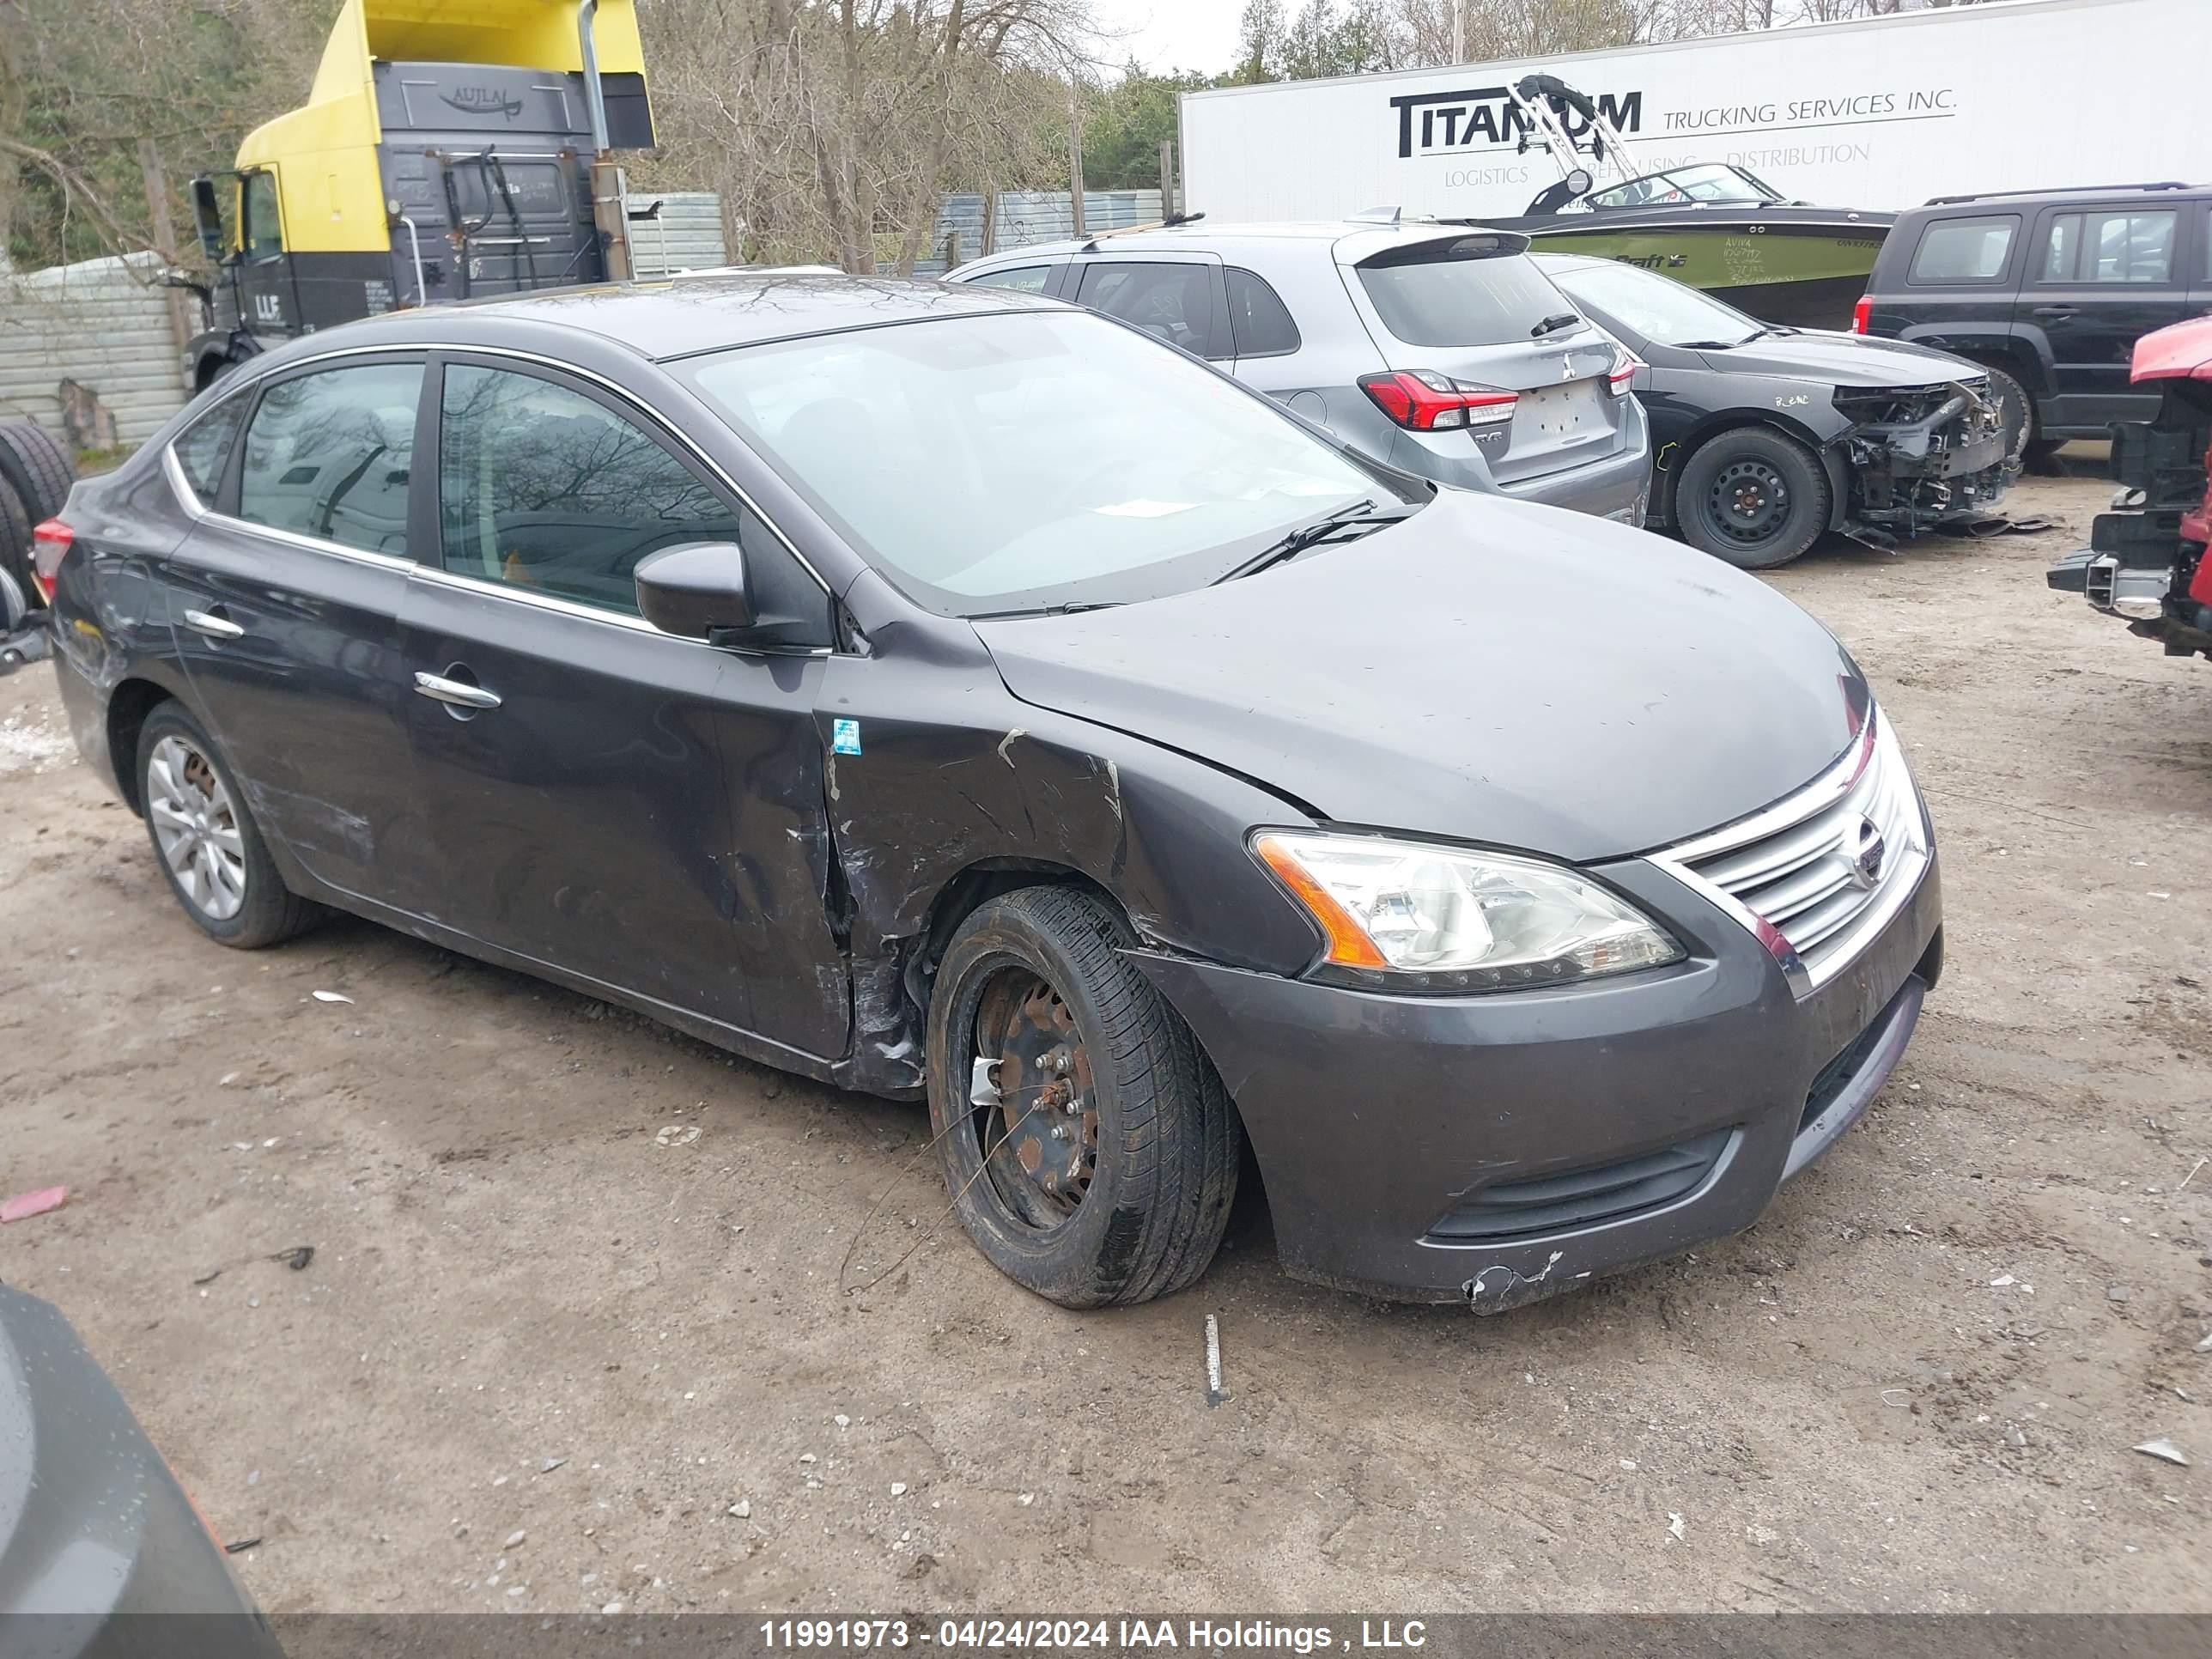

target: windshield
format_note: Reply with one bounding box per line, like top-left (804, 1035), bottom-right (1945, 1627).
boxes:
top-left (1545, 259), bottom-right (1764, 348)
top-left (1586, 164), bottom-right (1784, 210)
top-left (681, 311), bottom-right (1382, 616)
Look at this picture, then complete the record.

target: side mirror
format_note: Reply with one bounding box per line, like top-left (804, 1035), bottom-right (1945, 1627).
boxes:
top-left (635, 541), bottom-right (754, 641)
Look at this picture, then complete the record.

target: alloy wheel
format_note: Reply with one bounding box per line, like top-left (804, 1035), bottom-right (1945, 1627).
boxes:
top-left (146, 734), bottom-right (248, 921)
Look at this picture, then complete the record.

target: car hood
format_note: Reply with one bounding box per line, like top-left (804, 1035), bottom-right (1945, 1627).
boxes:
top-left (1697, 329), bottom-right (1978, 388)
top-left (975, 491), bottom-right (1868, 862)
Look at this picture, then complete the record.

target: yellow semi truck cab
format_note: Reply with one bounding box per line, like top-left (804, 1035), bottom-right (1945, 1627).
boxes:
top-left (186, 0), bottom-right (652, 386)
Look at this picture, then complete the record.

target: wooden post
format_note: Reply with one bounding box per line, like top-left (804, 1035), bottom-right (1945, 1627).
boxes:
top-left (1158, 139), bottom-right (1176, 220)
top-left (1068, 100), bottom-right (1087, 240)
top-left (137, 138), bottom-right (192, 354)
top-left (981, 188), bottom-right (999, 258)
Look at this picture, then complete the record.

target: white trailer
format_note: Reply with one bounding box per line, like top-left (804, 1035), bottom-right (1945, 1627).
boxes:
top-left (1179, 0), bottom-right (2209, 226)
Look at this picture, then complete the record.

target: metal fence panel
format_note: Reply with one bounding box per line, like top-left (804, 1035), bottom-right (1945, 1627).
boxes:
top-left (0, 251), bottom-right (189, 445)
top-left (629, 192), bottom-right (730, 278)
top-left (908, 190), bottom-right (1163, 275)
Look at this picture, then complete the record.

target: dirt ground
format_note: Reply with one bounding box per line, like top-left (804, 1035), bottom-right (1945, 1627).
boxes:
top-left (2, 462), bottom-right (2207, 1615)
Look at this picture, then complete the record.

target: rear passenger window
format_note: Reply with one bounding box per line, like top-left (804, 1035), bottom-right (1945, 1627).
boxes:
top-left (438, 364), bottom-right (741, 616)
top-left (171, 392), bottom-right (248, 506)
top-left (1907, 216), bottom-right (2018, 284)
top-left (236, 362), bottom-right (422, 556)
top-left (2041, 210), bottom-right (2178, 283)
top-left (1077, 262), bottom-right (1223, 358)
top-left (1225, 267), bottom-right (1300, 357)
top-left (969, 265), bottom-right (1052, 293)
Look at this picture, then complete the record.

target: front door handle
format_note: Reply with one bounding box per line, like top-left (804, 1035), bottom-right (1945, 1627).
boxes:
top-left (181, 608), bottom-right (244, 641)
top-left (2032, 305), bottom-right (2077, 319)
top-left (413, 671), bottom-right (501, 711)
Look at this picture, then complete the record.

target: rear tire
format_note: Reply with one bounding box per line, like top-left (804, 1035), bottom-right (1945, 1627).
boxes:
top-left (1676, 428), bottom-right (1831, 570)
top-left (0, 476), bottom-right (33, 599)
top-left (136, 702), bottom-right (321, 949)
top-left (0, 421), bottom-right (76, 525)
top-left (925, 887), bottom-right (1240, 1308)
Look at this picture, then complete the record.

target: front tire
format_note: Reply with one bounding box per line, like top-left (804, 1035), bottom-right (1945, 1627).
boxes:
top-left (926, 887), bottom-right (1240, 1308)
top-left (1676, 428), bottom-right (1832, 570)
top-left (136, 702), bottom-right (320, 948)
top-left (1974, 362), bottom-right (2039, 466)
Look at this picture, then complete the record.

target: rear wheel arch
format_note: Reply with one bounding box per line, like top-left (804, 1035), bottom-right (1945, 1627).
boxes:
top-left (106, 679), bottom-right (178, 814)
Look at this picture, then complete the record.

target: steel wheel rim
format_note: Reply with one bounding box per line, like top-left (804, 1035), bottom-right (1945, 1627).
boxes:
top-left (966, 964), bottom-right (1097, 1233)
top-left (146, 734), bottom-right (247, 921)
top-left (1705, 458), bottom-right (1792, 546)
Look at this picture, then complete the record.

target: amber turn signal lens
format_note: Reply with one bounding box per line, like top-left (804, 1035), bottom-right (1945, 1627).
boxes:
top-left (1254, 833), bottom-right (1389, 969)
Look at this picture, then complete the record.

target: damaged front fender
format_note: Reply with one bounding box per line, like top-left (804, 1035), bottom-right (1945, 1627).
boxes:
top-left (813, 572), bottom-right (1324, 1098)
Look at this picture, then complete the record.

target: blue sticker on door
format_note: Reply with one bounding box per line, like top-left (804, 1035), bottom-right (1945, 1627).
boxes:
top-left (831, 718), bottom-right (862, 757)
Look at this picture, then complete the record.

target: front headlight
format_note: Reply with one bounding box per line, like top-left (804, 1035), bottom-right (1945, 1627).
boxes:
top-left (1253, 830), bottom-right (1684, 993)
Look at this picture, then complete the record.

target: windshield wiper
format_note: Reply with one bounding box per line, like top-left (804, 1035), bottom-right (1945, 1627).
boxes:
top-left (1531, 312), bottom-right (1583, 337)
top-left (1213, 499), bottom-right (1419, 584)
top-left (964, 599), bottom-right (1124, 622)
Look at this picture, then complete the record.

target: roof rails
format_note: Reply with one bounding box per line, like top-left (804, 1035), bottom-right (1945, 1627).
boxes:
top-left (1924, 181), bottom-right (2197, 205)
top-left (1077, 209), bottom-right (1204, 252)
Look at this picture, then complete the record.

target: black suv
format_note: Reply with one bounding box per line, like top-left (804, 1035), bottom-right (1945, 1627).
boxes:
top-left (1855, 182), bottom-right (2212, 463)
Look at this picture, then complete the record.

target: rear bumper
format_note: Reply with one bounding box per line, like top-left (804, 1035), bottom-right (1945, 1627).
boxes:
top-left (1133, 851), bottom-right (1942, 1305)
top-left (1386, 405), bottom-right (1651, 525)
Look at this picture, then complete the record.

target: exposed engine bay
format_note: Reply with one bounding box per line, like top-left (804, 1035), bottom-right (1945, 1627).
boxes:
top-left (1832, 377), bottom-right (2014, 547)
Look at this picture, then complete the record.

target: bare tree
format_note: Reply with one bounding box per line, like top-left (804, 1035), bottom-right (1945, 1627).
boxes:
top-left (647, 0), bottom-right (1099, 275)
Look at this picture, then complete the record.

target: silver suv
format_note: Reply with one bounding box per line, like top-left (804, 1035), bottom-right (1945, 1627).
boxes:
top-left (949, 219), bottom-right (1651, 523)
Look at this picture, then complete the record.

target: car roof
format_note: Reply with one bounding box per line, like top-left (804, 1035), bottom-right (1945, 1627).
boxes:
top-left (262, 273), bottom-right (1066, 364)
top-left (1906, 181), bottom-right (2212, 215)
top-left (954, 218), bottom-right (1526, 269)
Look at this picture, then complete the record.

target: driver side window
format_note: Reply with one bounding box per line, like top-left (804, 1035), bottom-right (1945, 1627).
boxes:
top-left (1075, 262), bottom-right (1225, 360)
top-left (241, 171), bottom-right (283, 262)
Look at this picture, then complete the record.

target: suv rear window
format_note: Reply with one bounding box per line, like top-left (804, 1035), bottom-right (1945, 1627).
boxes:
top-left (1908, 215), bottom-right (2018, 284)
top-left (1354, 240), bottom-right (1566, 348)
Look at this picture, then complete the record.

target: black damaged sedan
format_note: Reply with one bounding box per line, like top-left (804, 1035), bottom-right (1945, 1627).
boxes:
top-left (37, 276), bottom-right (1942, 1308)
top-left (1540, 252), bottom-right (2011, 568)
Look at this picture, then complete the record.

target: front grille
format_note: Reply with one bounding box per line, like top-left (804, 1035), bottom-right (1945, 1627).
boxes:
top-left (1655, 710), bottom-right (1929, 994)
top-left (1426, 1130), bottom-right (1731, 1243)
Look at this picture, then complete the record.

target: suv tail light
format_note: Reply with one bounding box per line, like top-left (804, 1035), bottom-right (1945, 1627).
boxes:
top-left (1606, 348), bottom-right (1641, 397)
top-left (1358, 370), bottom-right (1518, 432)
top-left (31, 519), bottom-right (73, 604)
top-left (1850, 295), bottom-right (1872, 335)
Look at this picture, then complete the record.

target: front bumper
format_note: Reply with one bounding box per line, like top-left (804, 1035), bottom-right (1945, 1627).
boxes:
top-left (1133, 851), bottom-right (1942, 1305)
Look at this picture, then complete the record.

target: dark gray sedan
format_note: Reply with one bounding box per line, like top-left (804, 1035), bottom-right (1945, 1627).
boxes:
top-left (37, 276), bottom-right (1942, 1308)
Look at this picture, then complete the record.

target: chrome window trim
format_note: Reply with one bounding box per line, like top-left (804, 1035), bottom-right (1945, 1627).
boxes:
top-left (405, 562), bottom-right (832, 656)
top-left (199, 337), bottom-right (835, 598)
top-left (161, 442), bottom-right (210, 520)
top-left (200, 507), bottom-right (417, 574)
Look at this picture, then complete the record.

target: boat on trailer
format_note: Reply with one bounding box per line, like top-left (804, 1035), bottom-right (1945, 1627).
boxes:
top-left (1493, 75), bottom-right (1891, 331)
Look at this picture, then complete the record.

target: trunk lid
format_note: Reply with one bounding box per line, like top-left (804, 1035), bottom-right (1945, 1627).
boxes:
top-left (1337, 228), bottom-right (1633, 485)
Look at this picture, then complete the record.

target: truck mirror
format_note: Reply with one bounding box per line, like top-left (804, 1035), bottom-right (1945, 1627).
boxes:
top-left (190, 176), bottom-right (227, 262)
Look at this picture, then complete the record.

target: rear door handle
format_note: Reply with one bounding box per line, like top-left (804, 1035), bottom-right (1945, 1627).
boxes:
top-left (2032, 305), bottom-right (2077, 319)
top-left (181, 608), bottom-right (244, 641)
top-left (413, 671), bottom-right (501, 711)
